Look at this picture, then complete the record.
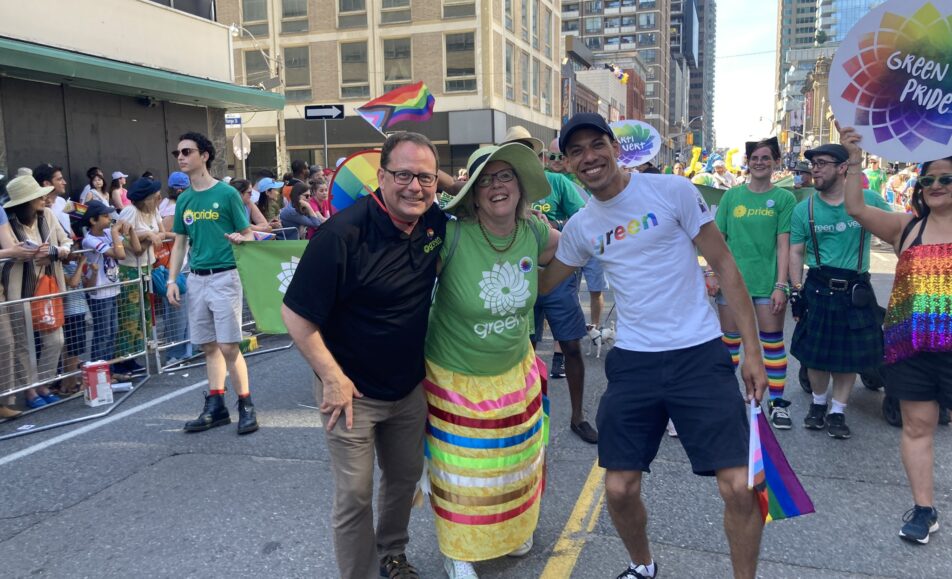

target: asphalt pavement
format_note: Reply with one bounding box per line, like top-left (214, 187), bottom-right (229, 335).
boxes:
top-left (1, 244), bottom-right (950, 578)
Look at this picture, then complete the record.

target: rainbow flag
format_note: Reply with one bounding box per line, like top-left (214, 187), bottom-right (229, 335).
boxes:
top-left (356, 81), bottom-right (435, 132)
top-left (330, 149), bottom-right (380, 212)
top-left (253, 231), bottom-right (276, 241)
top-left (69, 202), bottom-right (87, 220)
top-left (748, 402), bottom-right (815, 523)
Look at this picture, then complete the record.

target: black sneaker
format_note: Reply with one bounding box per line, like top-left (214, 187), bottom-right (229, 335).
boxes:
top-left (803, 403), bottom-right (828, 430)
top-left (380, 554), bottom-right (420, 579)
top-left (827, 412), bottom-right (851, 439)
top-left (616, 562), bottom-right (658, 579)
top-left (900, 505), bottom-right (939, 544)
top-left (549, 353), bottom-right (566, 379)
top-left (769, 398), bottom-right (793, 430)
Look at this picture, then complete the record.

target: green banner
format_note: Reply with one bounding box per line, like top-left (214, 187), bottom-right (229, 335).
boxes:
top-left (234, 240), bottom-right (309, 334)
top-left (693, 183), bottom-right (814, 211)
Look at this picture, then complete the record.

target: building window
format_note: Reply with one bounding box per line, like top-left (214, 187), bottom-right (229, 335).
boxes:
top-left (443, 0), bottom-right (475, 18)
top-left (563, 2), bottom-right (579, 13)
top-left (605, 16), bottom-right (620, 28)
top-left (606, 0), bottom-right (620, 8)
top-left (640, 48), bottom-right (658, 64)
top-left (384, 38), bottom-right (412, 92)
top-left (505, 0), bottom-right (513, 30)
top-left (532, 0), bottom-right (540, 49)
top-left (584, 17), bottom-right (602, 33)
top-left (505, 42), bottom-right (514, 100)
top-left (637, 13), bottom-right (655, 29)
top-left (585, 1), bottom-right (603, 13)
top-left (584, 36), bottom-right (603, 50)
top-left (638, 0), bottom-right (656, 7)
top-left (520, 51), bottom-right (529, 105)
top-left (340, 41), bottom-right (369, 98)
top-left (543, 7), bottom-right (552, 58)
top-left (244, 50), bottom-right (270, 86)
top-left (562, 20), bottom-right (579, 32)
top-left (542, 65), bottom-right (551, 115)
top-left (381, 0), bottom-right (411, 24)
top-left (339, 0), bottom-right (367, 28)
top-left (532, 57), bottom-right (540, 109)
top-left (521, 0), bottom-right (529, 41)
top-left (241, 0), bottom-right (268, 37)
top-left (445, 32), bottom-right (476, 92)
top-left (637, 32), bottom-right (656, 46)
top-left (284, 46), bottom-right (311, 101)
top-left (282, 0), bottom-right (308, 33)
top-left (621, 15), bottom-right (635, 27)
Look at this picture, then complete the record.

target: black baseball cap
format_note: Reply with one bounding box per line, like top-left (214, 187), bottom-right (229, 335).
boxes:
top-left (804, 143), bottom-right (849, 164)
top-left (559, 113), bottom-right (615, 153)
top-left (82, 200), bottom-right (114, 224)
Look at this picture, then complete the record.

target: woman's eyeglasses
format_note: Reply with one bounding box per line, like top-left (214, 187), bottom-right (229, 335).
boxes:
top-left (918, 174), bottom-right (952, 188)
top-left (475, 169), bottom-right (516, 188)
top-left (171, 148), bottom-right (198, 158)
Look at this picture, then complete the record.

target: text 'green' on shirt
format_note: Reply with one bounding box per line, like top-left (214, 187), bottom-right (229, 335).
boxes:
top-left (426, 217), bottom-right (549, 376)
top-left (172, 181), bottom-right (250, 270)
top-left (714, 184), bottom-right (796, 297)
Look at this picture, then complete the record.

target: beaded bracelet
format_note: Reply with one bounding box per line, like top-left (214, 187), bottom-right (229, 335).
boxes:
top-left (703, 270), bottom-right (716, 278)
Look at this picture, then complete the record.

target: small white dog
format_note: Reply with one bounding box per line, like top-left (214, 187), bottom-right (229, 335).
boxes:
top-left (585, 322), bottom-right (616, 358)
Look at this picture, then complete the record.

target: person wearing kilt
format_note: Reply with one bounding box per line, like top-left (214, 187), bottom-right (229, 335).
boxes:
top-left (789, 143), bottom-right (891, 439)
top-left (426, 144), bottom-right (559, 579)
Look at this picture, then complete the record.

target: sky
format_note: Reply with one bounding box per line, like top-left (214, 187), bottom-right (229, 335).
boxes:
top-left (713, 0), bottom-right (779, 149)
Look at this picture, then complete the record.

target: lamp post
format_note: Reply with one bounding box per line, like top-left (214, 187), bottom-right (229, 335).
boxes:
top-left (230, 13), bottom-right (287, 178)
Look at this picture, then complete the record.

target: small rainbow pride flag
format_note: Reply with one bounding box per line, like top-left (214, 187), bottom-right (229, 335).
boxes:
top-left (69, 202), bottom-right (88, 220)
top-left (356, 81), bottom-right (435, 133)
top-left (748, 402), bottom-right (815, 523)
top-left (330, 149), bottom-right (380, 213)
top-left (253, 231), bottom-right (276, 241)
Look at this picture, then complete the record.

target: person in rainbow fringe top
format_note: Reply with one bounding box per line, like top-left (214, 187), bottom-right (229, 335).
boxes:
top-left (425, 144), bottom-right (559, 579)
top-left (840, 126), bottom-right (952, 546)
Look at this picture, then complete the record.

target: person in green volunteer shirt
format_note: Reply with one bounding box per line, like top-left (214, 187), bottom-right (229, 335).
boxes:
top-left (503, 128), bottom-right (598, 444)
top-left (864, 157), bottom-right (887, 199)
top-left (426, 144), bottom-right (559, 578)
top-left (166, 132), bottom-right (259, 435)
top-left (711, 137), bottom-right (797, 430)
top-left (788, 143), bottom-right (891, 440)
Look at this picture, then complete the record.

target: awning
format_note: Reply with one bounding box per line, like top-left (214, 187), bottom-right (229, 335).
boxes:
top-left (0, 36), bottom-right (284, 112)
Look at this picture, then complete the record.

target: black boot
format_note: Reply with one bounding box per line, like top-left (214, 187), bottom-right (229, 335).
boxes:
top-left (236, 396), bottom-right (259, 435)
top-left (183, 392), bottom-right (230, 432)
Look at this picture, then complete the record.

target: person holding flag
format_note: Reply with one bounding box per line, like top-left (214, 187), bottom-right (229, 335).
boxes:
top-left (840, 126), bottom-right (952, 545)
top-left (166, 131), bottom-right (259, 435)
top-left (541, 113), bottom-right (767, 579)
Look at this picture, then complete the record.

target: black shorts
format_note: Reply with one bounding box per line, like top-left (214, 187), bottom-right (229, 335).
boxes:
top-left (63, 313), bottom-right (87, 358)
top-left (596, 337), bottom-right (749, 476)
top-left (882, 352), bottom-right (952, 408)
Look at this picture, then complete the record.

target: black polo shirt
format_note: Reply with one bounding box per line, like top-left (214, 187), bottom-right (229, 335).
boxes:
top-left (283, 193), bottom-right (448, 401)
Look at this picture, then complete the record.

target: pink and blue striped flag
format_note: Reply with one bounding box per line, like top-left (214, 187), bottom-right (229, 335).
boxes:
top-left (748, 402), bottom-right (815, 523)
top-left (356, 81), bottom-right (435, 133)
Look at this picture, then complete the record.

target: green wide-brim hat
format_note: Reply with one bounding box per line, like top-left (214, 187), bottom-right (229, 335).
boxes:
top-left (443, 144), bottom-right (552, 213)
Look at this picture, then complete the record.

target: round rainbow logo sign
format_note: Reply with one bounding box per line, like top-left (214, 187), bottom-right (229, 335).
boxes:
top-left (610, 120), bottom-right (662, 168)
top-left (829, 0), bottom-right (952, 161)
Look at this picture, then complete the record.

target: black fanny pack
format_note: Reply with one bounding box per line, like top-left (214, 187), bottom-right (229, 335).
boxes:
top-left (807, 196), bottom-right (873, 309)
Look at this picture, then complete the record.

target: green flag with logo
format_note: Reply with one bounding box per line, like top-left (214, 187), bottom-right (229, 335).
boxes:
top-left (234, 240), bottom-right (309, 334)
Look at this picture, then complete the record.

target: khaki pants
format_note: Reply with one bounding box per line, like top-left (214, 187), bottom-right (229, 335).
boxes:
top-left (317, 381), bottom-right (426, 579)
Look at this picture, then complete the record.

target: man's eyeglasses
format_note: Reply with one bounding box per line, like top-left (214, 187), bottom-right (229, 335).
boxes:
top-left (919, 174), bottom-right (952, 188)
top-left (475, 169), bottom-right (516, 188)
top-left (382, 168), bottom-right (438, 187)
top-left (171, 148), bottom-right (198, 158)
top-left (809, 159), bottom-right (842, 170)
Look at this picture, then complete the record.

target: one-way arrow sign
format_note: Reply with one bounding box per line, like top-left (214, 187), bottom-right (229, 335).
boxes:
top-left (304, 104), bottom-right (345, 120)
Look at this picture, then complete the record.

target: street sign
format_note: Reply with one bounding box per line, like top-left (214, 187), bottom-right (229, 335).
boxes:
top-left (225, 113), bottom-right (242, 126)
top-left (304, 104), bottom-right (345, 120)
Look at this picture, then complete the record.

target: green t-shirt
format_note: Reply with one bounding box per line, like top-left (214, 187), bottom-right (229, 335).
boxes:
top-left (790, 190), bottom-right (891, 272)
top-left (715, 185), bottom-right (796, 297)
top-left (864, 168), bottom-right (887, 194)
top-left (530, 171), bottom-right (586, 224)
top-left (426, 216), bottom-right (549, 376)
top-left (172, 181), bottom-right (250, 270)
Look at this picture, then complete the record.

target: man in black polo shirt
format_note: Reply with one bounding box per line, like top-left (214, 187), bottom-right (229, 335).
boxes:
top-left (282, 132), bottom-right (446, 579)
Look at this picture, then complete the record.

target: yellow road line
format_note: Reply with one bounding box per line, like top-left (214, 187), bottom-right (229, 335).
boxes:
top-left (540, 460), bottom-right (606, 579)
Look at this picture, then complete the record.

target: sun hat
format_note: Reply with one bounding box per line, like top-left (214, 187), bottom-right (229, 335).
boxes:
top-left (443, 144), bottom-right (552, 214)
top-left (558, 113), bottom-right (615, 154)
top-left (168, 172), bottom-right (190, 190)
top-left (3, 175), bottom-right (54, 209)
top-left (127, 177), bottom-right (163, 202)
top-left (500, 125), bottom-right (545, 155)
top-left (111, 171), bottom-right (128, 180)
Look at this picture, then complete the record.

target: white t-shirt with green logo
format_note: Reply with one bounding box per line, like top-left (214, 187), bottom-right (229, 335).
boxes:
top-left (425, 217), bottom-right (549, 376)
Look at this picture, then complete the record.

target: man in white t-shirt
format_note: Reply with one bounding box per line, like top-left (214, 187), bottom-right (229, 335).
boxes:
top-left (540, 113), bottom-right (768, 579)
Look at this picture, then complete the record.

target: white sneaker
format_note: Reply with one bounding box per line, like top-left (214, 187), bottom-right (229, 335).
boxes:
top-left (666, 419), bottom-right (678, 438)
top-left (443, 557), bottom-right (478, 579)
top-left (507, 535), bottom-right (533, 557)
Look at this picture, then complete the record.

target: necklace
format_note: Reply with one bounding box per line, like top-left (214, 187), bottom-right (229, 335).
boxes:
top-left (478, 218), bottom-right (519, 253)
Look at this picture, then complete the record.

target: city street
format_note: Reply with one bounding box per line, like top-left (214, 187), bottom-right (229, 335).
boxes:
top-left (1, 246), bottom-right (950, 578)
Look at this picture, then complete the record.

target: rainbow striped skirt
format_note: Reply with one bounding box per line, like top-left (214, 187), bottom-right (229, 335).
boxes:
top-left (423, 350), bottom-right (549, 561)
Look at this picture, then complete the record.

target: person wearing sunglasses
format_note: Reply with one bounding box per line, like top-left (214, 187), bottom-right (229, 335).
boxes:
top-left (788, 143), bottom-right (892, 440)
top-left (166, 131), bottom-right (259, 436)
top-left (279, 182), bottom-right (324, 240)
top-left (840, 127), bottom-right (952, 545)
